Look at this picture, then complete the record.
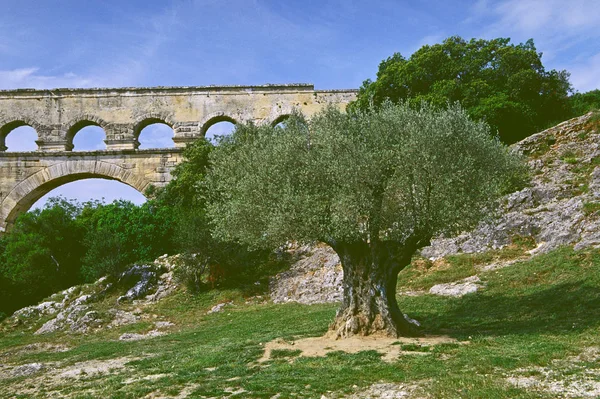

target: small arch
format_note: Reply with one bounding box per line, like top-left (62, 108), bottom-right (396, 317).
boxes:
top-left (0, 119), bottom-right (41, 151)
top-left (132, 113), bottom-right (176, 139)
top-left (271, 114), bottom-right (291, 128)
top-left (204, 120), bottom-right (237, 144)
top-left (199, 113), bottom-right (238, 136)
top-left (71, 125), bottom-right (107, 151)
top-left (4, 125), bottom-right (38, 152)
top-left (65, 115), bottom-right (110, 151)
top-left (0, 160), bottom-right (151, 231)
top-left (138, 122), bottom-right (175, 149)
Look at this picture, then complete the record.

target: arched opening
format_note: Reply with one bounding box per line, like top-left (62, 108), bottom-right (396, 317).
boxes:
top-left (271, 114), bottom-right (291, 129)
top-left (67, 120), bottom-right (107, 151)
top-left (205, 121), bottom-right (236, 144)
top-left (4, 125), bottom-right (38, 152)
top-left (31, 179), bottom-right (146, 210)
top-left (138, 122), bottom-right (175, 149)
top-left (72, 126), bottom-right (106, 151)
top-left (202, 116), bottom-right (237, 145)
top-left (0, 160), bottom-right (151, 231)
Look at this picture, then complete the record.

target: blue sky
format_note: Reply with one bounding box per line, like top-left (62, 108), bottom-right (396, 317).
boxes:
top-left (1, 0), bottom-right (599, 209)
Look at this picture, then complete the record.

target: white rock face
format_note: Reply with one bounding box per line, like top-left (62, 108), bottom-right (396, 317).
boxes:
top-left (422, 112), bottom-right (600, 259)
top-left (270, 243), bottom-right (343, 304)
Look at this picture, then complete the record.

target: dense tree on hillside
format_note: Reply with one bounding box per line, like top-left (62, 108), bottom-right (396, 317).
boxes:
top-left (156, 138), bottom-right (276, 290)
top-left (569, 89), bottom-right (600, 116)
top-left (350, 36), bottom-right (572, 143)
top-left (206, 104), bottom-right (525, 337)
top-left (0, 198), bottom-right (86, 313)
top-left (0, 197), bottom-right (175, 316)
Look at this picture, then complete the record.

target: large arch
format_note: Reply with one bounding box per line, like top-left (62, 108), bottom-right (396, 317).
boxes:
top-left (0, 160), bottom-right (151, 231)
top-left (65, 114), bottom-right (110, 150)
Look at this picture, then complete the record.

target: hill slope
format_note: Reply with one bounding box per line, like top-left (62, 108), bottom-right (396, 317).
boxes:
top-left (1, 114), bottom-right (600, 398)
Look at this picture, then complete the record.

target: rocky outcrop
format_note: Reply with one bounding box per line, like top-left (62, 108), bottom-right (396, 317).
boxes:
top-left (269, 243), bottom-right (343, 304)
top-left (422, 112), bottom-right (600, 259)
top-left (6, 255), bottom-right (183, 335)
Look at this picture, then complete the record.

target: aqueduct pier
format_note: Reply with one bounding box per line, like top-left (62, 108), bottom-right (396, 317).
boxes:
top-left (0, 84), bottom-right (357, 231)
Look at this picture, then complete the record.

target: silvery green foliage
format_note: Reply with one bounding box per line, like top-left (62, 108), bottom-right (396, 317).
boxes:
top-left (206, 102), bottom-right (524, 248)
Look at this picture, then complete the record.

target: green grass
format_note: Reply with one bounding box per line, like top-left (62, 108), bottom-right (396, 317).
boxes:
top-left (1, 246), bottom-right (599, 398)
top-left (398, 238), bottom-right (534, 291)
top-left (583, 201), bottom-right (600, 216)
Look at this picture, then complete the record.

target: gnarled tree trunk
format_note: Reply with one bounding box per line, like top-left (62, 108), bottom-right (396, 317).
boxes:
top-left (327, 239), bottom-right (422, 338)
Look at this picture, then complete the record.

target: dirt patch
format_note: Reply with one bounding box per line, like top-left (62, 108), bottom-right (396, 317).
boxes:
top-left (259, 335), bottom-right (461, 363)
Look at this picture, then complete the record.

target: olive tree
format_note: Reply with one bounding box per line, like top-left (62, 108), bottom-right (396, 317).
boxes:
top-left (206, 103), bottom-right (525, 338)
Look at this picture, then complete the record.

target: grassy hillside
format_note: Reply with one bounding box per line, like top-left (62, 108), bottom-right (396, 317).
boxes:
top-left (1, 246), bottom-right (599, 398)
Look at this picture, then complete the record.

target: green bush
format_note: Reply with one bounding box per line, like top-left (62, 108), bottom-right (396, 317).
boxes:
top-left (79, 200), bottom-right (175, 281)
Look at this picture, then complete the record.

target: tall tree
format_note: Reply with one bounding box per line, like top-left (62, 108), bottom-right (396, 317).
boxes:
top-left (350, 36), bottom-right (572, 143)
top-left (206, 103), bottom-right (525, 338)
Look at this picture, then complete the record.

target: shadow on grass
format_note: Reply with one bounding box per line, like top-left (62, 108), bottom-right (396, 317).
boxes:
top-left (405, 280), bottom-right (600, 338)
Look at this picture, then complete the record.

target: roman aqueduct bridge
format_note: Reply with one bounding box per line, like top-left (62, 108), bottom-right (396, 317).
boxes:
top-left (0, 84), bottom-right (356, 231)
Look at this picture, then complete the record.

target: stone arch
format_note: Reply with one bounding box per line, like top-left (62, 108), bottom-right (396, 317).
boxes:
top-left (199, 112), bottom-right (239, 136)
top-left (0, 116), bottom-right (42, 151)
top-left (270, 114), bottom-right (292, 127)
top-left (132, 112), bottom-right (177, 141)
top-left (0, 160), bottom-right (150, 231)
top-left (64, 114), bottom-right (110, 150)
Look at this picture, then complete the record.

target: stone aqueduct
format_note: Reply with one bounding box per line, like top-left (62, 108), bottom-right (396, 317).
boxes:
top-left (0, 84), bottom-right (356, 231)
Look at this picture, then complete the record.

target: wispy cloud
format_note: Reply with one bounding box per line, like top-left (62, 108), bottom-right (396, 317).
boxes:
top-left (0, 68), bottom-right (101, 90)
top-left (475, 0), bottom-right (600, 36)
top-left (466, 0), bottom-right (600, 91)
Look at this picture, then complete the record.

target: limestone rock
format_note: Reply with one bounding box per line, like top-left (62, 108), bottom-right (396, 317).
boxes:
top-left (117, 264), bottom-right (159, 303)
top-left (10, 363), bottom-right (45, 378)
top-left (12, 301), bottom-right (63, 320)
top-left (429, 276), bottom-right (483, 297)
top-left (422, 112), bottom-right (600, 258)
top-left (119, 330), bottom-right (165, 341)
top-left (207, 301), bottom-right (233, 314)
top-left (270, 243), bottom-right (343, 304)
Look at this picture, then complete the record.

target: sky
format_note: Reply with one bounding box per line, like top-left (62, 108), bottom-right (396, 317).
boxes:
top-left (0, 0), bottom-right (599, 209)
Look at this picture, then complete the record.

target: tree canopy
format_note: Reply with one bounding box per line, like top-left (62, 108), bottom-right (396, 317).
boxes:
top-left (0, 197), bottom-right (175, 316)
top-left (206, 103), bottom-right (525, 337)
top-left (569, 89), bottom-right (600, 116)
top-left (350, 36), bottom-right (572, 143)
